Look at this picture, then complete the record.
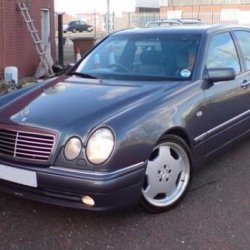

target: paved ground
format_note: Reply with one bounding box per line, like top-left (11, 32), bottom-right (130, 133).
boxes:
top-left (0, 138), bottom-right (250, 250)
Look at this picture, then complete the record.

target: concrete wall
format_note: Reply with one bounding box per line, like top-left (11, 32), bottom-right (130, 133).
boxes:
top-left (135, 0), bottom-right (160, 8)
top-left (160, 4), bottom-right (250, 24)
top-left (161, 3), bottom-right (250, 12)
top-left (0, 0), bottom-right (55, 81)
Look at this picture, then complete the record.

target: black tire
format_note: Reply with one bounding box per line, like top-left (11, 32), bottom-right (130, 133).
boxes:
top-left (140, 134), bottom-right (192, 213)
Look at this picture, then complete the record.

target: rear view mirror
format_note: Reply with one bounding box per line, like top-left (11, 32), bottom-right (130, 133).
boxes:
top-left (206, 68), bottom-right (236, 83)
top-left (65, 63), bottom-right (74, 73)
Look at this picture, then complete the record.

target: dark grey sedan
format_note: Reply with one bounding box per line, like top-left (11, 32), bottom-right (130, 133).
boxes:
top-left (0, 25), bottom-right (249, 213)
top-left (63, 20), bottom-right (93, 33)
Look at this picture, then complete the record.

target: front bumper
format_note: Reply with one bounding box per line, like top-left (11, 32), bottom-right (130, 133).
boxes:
top-left (0, 161), bottom-right (146, 211)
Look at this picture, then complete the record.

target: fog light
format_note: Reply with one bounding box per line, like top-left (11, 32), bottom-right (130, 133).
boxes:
top-left (81, 195), bottom-right (95, 206)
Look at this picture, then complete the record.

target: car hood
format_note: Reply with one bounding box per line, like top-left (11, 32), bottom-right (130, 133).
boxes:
top-left (0, 76), bottom-right (180, 132)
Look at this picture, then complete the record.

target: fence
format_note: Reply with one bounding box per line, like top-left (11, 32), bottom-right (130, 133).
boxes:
top-left (60, 8), bottom-right (250, 38)
top-left (112, 11), bottom-right (250, 31)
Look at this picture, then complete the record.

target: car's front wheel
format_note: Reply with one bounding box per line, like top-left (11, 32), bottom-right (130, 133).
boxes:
top-left (140, 135), bottom-right (192, 213)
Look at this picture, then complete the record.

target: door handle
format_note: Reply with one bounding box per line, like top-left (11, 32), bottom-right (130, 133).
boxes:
top-left (241, 80), bottom-right (250, 89)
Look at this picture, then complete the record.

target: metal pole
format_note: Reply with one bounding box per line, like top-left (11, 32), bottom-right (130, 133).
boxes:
top-left (112, 11), bottom-right (115, 32)
top-left (107, 0), bottom-right (110, 34)
top-left (128, 12), bottom-right (131, 29)
top-left (57, 13), bottom-right (64, 66)
top-left (94, 9), bottom-right (97, 38)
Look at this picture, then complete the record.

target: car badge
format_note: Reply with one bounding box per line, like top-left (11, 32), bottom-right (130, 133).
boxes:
top-left (21, 107), bottom-right (30, 122)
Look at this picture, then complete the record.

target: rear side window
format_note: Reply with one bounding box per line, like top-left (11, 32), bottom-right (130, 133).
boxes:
top-left (206, 32), bottom-right (240, 73)
top-left (234, 31), bottom-right (250, 70)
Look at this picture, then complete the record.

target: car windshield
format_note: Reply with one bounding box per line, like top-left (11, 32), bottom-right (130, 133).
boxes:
top-left (76, 33), bottom-right (201, 81)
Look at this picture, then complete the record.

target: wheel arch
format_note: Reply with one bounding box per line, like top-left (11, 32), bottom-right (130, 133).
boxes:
top-left (161, 127), bottom-right (191, 149)
top-left (141, 127), bottom-right (193, 213)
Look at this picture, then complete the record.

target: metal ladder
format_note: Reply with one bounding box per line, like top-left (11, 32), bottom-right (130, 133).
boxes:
top-left (17, 2), bottom-right (54, 77)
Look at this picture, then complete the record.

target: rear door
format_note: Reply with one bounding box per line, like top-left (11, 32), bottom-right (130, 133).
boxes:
top-left (76, 21), bottom-right (81, 31)
top-left (233, 30), bottom-right (250, 101)
top-left (41, 9), bottom-right (50, 51)
top-left (201, 31), bottom-right (249, 156)
top-left (81, 21), bottom-right (87, 31)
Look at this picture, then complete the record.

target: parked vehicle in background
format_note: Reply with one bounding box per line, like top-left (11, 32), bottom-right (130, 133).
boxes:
top-left (63, 20), bottom-right (93, 33)
top-left (145, 18), bottom-right (205, 27)
top-left (0, 25), bottom-right (250, 213)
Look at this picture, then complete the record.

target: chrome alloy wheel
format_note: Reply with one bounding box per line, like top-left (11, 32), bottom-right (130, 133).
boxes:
top-left (141, 135), bottom-right (191, 212)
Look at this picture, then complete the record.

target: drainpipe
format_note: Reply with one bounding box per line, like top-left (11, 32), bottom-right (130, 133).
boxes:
top-left (107, 0), bottom-right (110, 34)
top-left (57, 12), bottom-right (64, 66)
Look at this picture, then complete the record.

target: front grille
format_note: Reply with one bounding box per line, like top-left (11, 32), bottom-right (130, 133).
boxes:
top-left (0, 128), bottom-right (55, 163)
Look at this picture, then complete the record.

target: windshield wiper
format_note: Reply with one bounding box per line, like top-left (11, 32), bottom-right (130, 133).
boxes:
top-left (68, 71), bottom-right (97, 79)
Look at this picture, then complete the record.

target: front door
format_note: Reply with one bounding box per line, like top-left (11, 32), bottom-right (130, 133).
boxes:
top-left (202, 32), bottom-right (249, 156)
top-left (41, 9), bottom-right (51, 53)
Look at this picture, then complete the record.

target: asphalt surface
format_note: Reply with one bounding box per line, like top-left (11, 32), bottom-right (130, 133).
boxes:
top-left (0, 138), bottom-right (250, 250)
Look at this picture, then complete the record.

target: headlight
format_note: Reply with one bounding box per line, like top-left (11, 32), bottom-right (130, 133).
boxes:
top-left (86, 128), bottom-right (115, 165)
top-left (64, 137), bottom-right (82, 160)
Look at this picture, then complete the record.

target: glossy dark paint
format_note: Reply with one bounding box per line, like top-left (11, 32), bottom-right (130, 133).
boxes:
top-left (206, 68), bottom-right (236, 83)
top-left (0, 25), bottom-right (249, 210)
top-left (0, 158), bottom-right (146, 210)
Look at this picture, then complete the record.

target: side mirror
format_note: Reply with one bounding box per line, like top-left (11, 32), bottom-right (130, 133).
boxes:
top-left (65, 63), bottom-right (74, 72)
top-left (206, 68), bottom-right (236, 83)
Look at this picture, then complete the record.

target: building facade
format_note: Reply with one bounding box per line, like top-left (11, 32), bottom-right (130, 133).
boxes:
top-left (0, 0), bottom-right (55, 81)
top-left (160, 0), bottom-right (250, 24)
top-left (160, 0), bottom-right (250, 7)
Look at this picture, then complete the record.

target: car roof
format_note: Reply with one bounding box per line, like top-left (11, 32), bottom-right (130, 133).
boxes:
top-left (112, 24), bottom-right (250, 37)
top-left (146, 18), bottom-right (204, 27)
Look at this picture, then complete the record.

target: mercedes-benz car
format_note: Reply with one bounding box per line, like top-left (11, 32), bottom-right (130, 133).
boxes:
top-left (63, 20), bottom-right (93, 33)
top-left (0, 25), bottom-right (249, 213)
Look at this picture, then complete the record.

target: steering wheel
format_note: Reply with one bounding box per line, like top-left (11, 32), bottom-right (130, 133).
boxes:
top-left (108, 63), bottom-right (129, 72)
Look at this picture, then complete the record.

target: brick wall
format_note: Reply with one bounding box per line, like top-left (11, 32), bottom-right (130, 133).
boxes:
top-left (0, 0), bottom-right (55, 81)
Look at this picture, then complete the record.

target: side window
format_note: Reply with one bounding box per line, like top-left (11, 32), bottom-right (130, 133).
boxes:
top-left (234, 31), bottom-right (250, 70)
top-left (206, 32), bottom-right (240, 73)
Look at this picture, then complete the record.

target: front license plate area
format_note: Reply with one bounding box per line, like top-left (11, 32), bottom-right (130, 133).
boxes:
top-left (0, 164), bottom-right (37, 187)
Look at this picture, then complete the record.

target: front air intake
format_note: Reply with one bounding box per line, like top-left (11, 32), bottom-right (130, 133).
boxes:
top-left (0, 128), bottom-right (55, 163)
